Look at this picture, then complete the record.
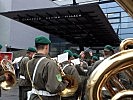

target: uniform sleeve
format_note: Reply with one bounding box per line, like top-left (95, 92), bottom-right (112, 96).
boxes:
top-left (19, 57), bottom-right (29, 75)
top-left (70, 66), bottom-right (81, 84)
top-left (45, 60), bottom-right (67, 93)
top-left (87, 60), bottom-right (103, 76)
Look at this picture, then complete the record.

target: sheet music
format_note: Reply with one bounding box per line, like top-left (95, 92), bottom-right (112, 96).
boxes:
top-left (57, 52), bottom-right (68, 63)
top-left (71, 58), bottom-right (80, 65)
top-left (12, 56), bottom-right (23, 64)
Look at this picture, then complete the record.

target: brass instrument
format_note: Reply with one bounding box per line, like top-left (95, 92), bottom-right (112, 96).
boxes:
top-left (58, 63), bottom-right (79, 97)
top-left (86, 38), bottom-right (133, 100)
top-left (0, 59), bottom-right (16, 90)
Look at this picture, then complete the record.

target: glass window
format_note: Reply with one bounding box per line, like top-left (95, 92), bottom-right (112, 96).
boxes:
top-left (107, 12), bottom-right (120, 18)
top-left (77, 0), bottom-right (99, 4)
top-left (106, 7), bottom-right (121, 13)
top-left (121, 17), bottom-right (133, 23)
top-left (121, 11), bottom-right (129, 17)
top-left (108, 18), bottom-right (120, 23)
top-left (120, 34), bottom-right (133, 39)
top-left (111, 24), bottom-right (120, 29)
top-left (120, 28), bottom-right (133, 34)
top-left (100, 2), bottom-right (118, 8)
top-left (121, 23), bottom-right (133, 28)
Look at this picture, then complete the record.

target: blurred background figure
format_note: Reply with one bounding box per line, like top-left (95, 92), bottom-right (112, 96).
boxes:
top-left (87, 45), bottom-right (114, 77)
top-left (90, 56), bottom-right (98, 66)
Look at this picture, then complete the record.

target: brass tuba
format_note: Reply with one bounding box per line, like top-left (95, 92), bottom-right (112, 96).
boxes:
top-left (86, 38), bottom-right (133, 100)
top-left (0, 59), bottom-right (16, 90)
top-left (57, 62), bottom-right (79, 97)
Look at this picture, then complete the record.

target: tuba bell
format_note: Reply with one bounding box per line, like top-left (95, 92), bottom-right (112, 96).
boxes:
top-left (86, 38), bottom-right (133, 100)
top-left (57, 62), bottom-right (79, 97)
top-left (0, 59), bottom-right (16, 90)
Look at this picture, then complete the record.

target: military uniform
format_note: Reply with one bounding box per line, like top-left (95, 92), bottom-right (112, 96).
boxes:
top-left (19, 57), bottom-right (31, 100)
top-left (78, 59), bottom-right (89, 100)
top-left (26, 53), bottom-right (68, 100)
top-left (19, 47), bottom-right (37, 100)
top-left (60, 50), bottom-right (81, 100)
top-left (25, 36), bottom-right (68, 100)
top-left (61, 61), bottom-right (81, 100)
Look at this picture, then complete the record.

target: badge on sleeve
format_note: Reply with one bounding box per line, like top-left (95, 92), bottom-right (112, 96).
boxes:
top-left (56, 74), bottom-right (62, 82)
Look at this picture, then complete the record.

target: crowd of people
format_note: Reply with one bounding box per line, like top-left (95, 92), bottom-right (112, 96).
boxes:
top-left (0, 36), bottom-right (132, 100)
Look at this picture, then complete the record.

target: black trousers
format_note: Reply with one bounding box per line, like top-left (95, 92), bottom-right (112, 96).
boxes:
top-left (19, 86), bottom-right (31, 100)
top-left (61, 96), bottom-right (77, 100)
top-left (30, 94), bottom-right (60, 100)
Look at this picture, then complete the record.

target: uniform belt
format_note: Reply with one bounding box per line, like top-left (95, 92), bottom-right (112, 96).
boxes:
top-left (28, 88), bottom-right (57, 97)
top-left (20, 75), bottom-right (25, 79)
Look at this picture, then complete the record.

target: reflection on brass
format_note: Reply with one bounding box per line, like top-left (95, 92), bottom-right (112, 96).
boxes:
top-left (120, 38), bottom-right (133, 51)
top-left (0, 59), bottom-right (16, 90)
top-left (58, 64), bottom-right (78, 97)
top-left (86, 38), bottom-right (133, 100)
top-left (60, 74), bottom-right (78, 97)
top-left (111, 90), bottom-right (133, 100)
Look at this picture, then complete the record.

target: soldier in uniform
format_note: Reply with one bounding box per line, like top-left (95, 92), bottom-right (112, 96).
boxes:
top-left (78, 51), bottom-right (90, 100)
top-left (26, 36), bottom-right (68, 100)
top-left (19, 47), bottom-right (37, 100)
top-left (60, 50), bottom-right (81, 100)
top-left (90, 56), bottom-right (98, 66)
top-left (87, 45), bottom-right (114, 76)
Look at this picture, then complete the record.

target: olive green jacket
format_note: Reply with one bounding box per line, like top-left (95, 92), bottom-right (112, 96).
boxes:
top-left (19, 57), bottom-right (31, 86)
top-left (25, 53), bottom-right (68, 94)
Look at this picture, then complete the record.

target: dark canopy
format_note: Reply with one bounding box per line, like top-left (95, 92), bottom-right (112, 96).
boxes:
top-left (0, 3), bottom-right (120, 47)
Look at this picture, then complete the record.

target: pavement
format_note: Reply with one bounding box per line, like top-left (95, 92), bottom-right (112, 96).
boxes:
top-left (0, 82), bottom-right (19, 100)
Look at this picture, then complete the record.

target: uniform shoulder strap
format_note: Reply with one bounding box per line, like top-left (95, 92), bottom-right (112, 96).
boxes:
top-left (32, 57), bottom-right (46, 82)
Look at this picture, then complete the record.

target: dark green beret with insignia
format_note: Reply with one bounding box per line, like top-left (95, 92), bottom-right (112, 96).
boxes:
top-left (63, 50), bottom-right (73, 57)
top-left (35, 36), bottom-right (51, 44)
top-left (92, 56), bottom-right (98, 61)
top-left (0, 44), bottom-right (2, 49)
top-left (27, 47), bottom-right (37, 52)
top-left (104, 45), bottom-right (114, 53)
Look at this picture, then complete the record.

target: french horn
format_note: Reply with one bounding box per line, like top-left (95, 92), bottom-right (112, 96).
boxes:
top-left (0, 59), bottom-right (16, 90)
top-left (86, 38), bottom-right (133, 100)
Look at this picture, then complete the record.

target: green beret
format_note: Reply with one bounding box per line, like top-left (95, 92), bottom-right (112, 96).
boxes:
top-left (35, 36), bottom-right (51, 44)
top-left (104, 45), bottom-right (114, 53)
top-left (73, 53), bottom-right (79, 58)
top-left (0, 44), bottom-right (2, 49)
top-left (63, 50), bottom-right (73, 57)
top-left (27, 47), bottom-right (37, 52)
top-left (92, 56), bottom-right (98, 61)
